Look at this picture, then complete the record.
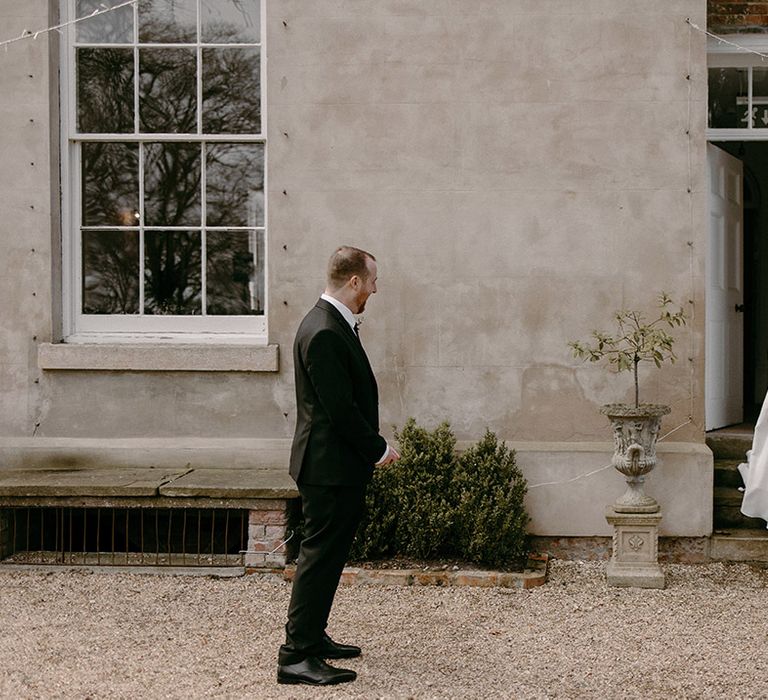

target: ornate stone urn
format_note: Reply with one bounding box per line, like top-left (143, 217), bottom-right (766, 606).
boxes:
top-left (600, 403), bottom-right (670, 513)
top-left (569, 293), bottom-right (688, 589)
top-left (600, 402), bottom-right (670, 589)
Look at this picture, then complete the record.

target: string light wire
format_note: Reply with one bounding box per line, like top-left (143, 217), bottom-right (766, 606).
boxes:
top-left (686, 18), bottom-right (768, 60)
top-left (240, 530), bottom-right (295, 557)
top-left (0, 0), bottom-right (138, 51)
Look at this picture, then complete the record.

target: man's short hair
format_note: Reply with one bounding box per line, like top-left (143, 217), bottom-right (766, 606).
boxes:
top-left (327, 246), bottom-right (376, 289)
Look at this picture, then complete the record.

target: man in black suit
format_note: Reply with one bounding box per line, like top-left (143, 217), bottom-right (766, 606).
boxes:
top-left (277, 246), bottom-right (400, 686)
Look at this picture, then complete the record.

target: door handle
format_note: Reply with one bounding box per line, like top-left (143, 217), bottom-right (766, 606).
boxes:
top-left (735, 303), bottom-right (745, 313)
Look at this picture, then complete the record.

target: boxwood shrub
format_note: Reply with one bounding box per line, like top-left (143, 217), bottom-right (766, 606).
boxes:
top-left (350, 419), bottom-right (529, 568)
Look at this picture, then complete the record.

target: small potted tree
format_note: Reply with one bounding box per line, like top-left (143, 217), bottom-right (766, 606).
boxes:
top-left (569, 293), bottom-right (688, 513)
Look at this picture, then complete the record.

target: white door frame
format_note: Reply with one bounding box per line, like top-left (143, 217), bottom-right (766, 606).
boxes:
top-left (705, 36), bottom-right (768, 429)
top-left (705, 144), bottom-right (744, 430)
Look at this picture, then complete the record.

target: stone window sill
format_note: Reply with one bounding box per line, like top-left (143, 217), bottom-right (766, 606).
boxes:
top-left (38, 342), bottom-right (279, 372)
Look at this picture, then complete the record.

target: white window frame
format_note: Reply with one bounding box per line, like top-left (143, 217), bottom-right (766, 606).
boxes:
top-left (59, 0), bottom-right (268, 344)
top-left (708, 35), bottom-right (768, 142)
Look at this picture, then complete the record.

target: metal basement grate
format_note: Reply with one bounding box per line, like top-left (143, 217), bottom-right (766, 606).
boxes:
top-left (0, 507), bottom-right (247, 567)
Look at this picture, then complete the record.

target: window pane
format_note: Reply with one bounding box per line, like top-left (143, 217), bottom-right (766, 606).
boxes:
top-left (752, 68), bottom-right (768, 128)
top-left (206, 143), bottom-right (264, 227)
top-left (82, 230), bottom-right (140, 314)
top-left (144, 143), bottom-right (202, 226)
top-left (71, 0), bottom-right (266, 330)
top-left (708, 67), bottom-right (749, 129)
top-left (139, 0), bottom-right (197, 43)
top-left (139, 48), bottom-right (197, 133)
top-left (77, 0), bottom-right (133, 43)
top-left (201, 0), bottom-right (260, 43)
top-left (144, 230), bottom-right (202, 314)
top-left (207, 230), bottom-right (264, 315)
top-left (82, 143), bottom-right (140, 227)
top-left (203, 48), bottom-right (261, 133)
top-left (77, 48), bottom-right (134, 133)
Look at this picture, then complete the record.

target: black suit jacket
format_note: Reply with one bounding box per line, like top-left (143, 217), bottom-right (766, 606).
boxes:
top-left (289, 298), bottom-right (387, 486)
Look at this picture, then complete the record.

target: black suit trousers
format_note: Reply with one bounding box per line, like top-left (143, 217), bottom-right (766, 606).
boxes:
top-left (279, 482), bottom-right (367, 665)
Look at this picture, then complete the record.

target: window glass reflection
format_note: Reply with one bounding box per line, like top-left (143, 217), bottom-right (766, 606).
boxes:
top-left (140, 48), bottom-right (197, 133)
top-left (75, 0), bottom-right (265, 322)
top-left (82, 230), bottom-right (140, 313)
top-left (206, 143), bottom-right (264, 227)
top-left (709, 67), bottom-right (749, 129)
top-left (144, 230), bottom-right (202, 315)
top-left (207, 230), bottom-right (264, 315)
top-left (201, 0), bottom-right (260, 43)
top-left (203, 48), bottom-right (261, 134)
top-left (82, 143), bottom-right (140, 227)
top-left (144, 143), bottom-right (202, 226)
top-left (77, 0), bottom-right (133, 43)
top-left (77, 48), bottom-right (134, 133)
top-left (139, 0), bottom-right (197, 43)
top-left (752, 68), bottom-right (768, 128)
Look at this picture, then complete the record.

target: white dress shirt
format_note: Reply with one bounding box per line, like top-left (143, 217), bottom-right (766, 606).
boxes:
top-left (320, 293), bottom-right (357, 332)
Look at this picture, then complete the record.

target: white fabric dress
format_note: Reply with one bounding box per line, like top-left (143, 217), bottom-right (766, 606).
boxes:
top-left (738, 393), bottom-right (768, 525)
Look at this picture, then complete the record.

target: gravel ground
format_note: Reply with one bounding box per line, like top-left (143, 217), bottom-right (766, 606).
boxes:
top-left (1, 560), bottom-right (768, 699)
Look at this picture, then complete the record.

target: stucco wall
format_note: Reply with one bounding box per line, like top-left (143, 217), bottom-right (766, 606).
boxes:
top-left (0, 0), bottom-right (55, 436)
top-left (0, 0), bottom-right (711, 537)
top-left (268, 0), bottom-right (708, 445)
top-left (517, 441), bottom-right (712, 537)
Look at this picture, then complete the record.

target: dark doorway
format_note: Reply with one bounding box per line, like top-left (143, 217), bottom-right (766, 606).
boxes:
top-left (717, 142), bottom-right (768, 422)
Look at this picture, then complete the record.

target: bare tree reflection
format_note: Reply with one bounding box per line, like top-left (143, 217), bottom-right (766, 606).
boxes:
top-left (207, 230), bottom-right (263, 315)
top-left (143, 143), bottom-right (202, 313)
top-left (82, 231), bottom-right (139, 314)
top-left (77, 0), bottom-right (133, 43)
top-left (77, 48), bottom-right (134, 133)
top-left (203, 48), bottom-right (261, 134)
top-left (202, 0), bottom-right (261, 44)
top-left (145, 231), bottom-right (201, 314)
top-left (145, 143), bottom-right (202, 226)
top-left (206, 144), bottom-right (263, 226)
top-left (140, 48), bottom-right (197, 133)
top-left (82, 143), bottom-right (139, 226)
top-left (78, 7), bottom-right (263, 316)
top-left (139, 0), bottom-right (197, 44)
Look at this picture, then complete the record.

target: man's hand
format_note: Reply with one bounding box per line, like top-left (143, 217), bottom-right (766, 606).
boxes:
top-left (375, 443), bottom-right (401, 467)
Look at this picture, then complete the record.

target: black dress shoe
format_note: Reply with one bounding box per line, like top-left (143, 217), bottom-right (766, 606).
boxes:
top-left (277, 656), bottom-right (356, 686)
top-left (318, 633), bottom-right (362, 659)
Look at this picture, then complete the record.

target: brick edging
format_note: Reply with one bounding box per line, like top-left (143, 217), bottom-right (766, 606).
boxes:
top-left (247, 553), bottom-right (549, 589)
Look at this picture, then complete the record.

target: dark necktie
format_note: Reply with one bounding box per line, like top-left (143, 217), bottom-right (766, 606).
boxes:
top-left (353, 322), bottom-right (360, 338)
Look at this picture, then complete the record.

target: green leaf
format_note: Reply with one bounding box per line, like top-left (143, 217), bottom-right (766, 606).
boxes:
top-left (566, 291), bottom-right (689, 391)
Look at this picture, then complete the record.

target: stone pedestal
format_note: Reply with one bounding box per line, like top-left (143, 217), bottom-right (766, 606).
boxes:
top-left (605, 506), bottom-right (664, 589)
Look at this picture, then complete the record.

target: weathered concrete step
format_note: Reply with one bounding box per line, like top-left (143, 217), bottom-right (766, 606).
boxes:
top-left (714, 459), bottom-right (745, 488)
top-left (706, 433), bottom-right (752, 461)
top-left (711, 529), bottom-right (768, 561)
top-left (714, 485), bottom-right (743, 507)
top-left (713, 486), bottom-right (766, 529)
top-left (0, 467), bottom-right (298, 500)
top-left (713, 506), bottom-right (760, 529)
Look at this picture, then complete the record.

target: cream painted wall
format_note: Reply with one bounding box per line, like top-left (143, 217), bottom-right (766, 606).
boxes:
top-left (0, 0), bottom-right (55, 436)
top-left (268, 0), bottom-right (708, 445)
top-left (0, 0), bottom-right (711, 536)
